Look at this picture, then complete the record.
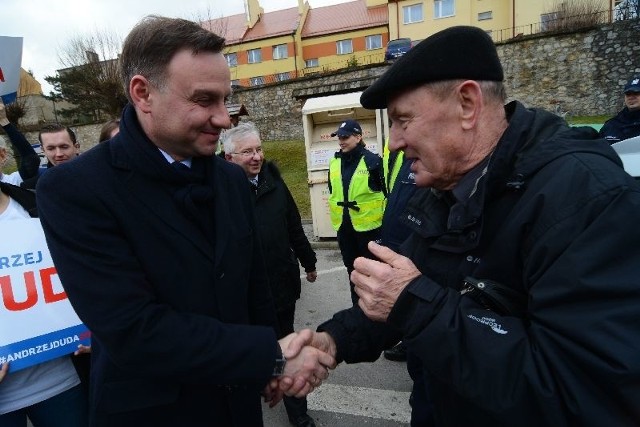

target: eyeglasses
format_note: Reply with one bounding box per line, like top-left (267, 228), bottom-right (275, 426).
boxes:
top-left (232, 147), bottom-right (263, 157)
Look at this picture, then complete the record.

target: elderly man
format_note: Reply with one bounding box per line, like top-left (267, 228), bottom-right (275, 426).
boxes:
top-left (284, 26), bottom-right (640, 427)
top-left (36, 15), bottom-right (334, 427)
top-left (599, 76), bottom-right (640, 143)
top-left (224, 121), bottom-right (318, 427)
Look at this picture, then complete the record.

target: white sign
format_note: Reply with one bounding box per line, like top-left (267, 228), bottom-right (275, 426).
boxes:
top-left (0, 36), bottom-right (23, 105)
top-left (0, 219), bottom-right (90, 372)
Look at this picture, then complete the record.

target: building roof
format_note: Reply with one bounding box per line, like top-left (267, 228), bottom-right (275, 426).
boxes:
top-left (202, 13), bottom-right (248, 45)
top-left (243, 7), bottom-right (301, 42)
top-left (302, 0), bottom-right (388, 38)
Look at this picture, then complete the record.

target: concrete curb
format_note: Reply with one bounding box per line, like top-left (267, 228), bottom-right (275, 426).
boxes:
top-left (310, 240), bottom-right (339, 250)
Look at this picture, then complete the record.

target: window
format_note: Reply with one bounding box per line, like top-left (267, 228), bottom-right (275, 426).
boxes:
top-left (305, 58), bottom-right (319, 68)
top-left (336, 39), bottom-right (353, 55)
top-left (225, 53), bottom-right (237, 67)
top-left (540, 12), bottom-right (559, 31)
top-left (230, 79), bottom-right (240, 87)
top-left (434, 0), bottom-right (455, 19)
top-left (250, 76), bottom-right (264, 86)
top-left (273, 44), bottom-right (288, 60)
top-left (365, 34), bottom-right (383, 50)
top-left (247, 49), bottom-right (262, 64)
top-left (478, 11), bottom-right (492, 21)
top-left (403, 4), bottom-right (423, 24)
top-left (275, 72), bottom-right (290, 82)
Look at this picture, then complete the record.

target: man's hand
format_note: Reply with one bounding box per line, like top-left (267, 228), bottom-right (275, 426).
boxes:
top-left (270, 330), bottom-right (337, 398)
top-left (282, 329), bottom-right (336, 360)
top-left (306, 270), bottom-right (318, 283)
top-left (352, 241), bottom-right (421, 322)
top-left (74, 344), bottom-right (92, 356)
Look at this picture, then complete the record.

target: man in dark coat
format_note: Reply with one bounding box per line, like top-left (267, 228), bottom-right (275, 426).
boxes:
top-left (223, 121), bottom-right (318, 427)
top-left (599, 76), bottom-right (640, 144)
top-left (282, 26), bottom-right (640, 427)
top-left (36, 16), bottom-right (334, 427)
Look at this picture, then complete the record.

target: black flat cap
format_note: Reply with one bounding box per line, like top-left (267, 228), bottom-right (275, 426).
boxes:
top-left (361, 26), bottom-right (504, 109)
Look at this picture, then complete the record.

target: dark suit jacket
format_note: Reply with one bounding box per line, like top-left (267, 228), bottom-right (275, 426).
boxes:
top-left (36, 106), bottom-right (279, 427)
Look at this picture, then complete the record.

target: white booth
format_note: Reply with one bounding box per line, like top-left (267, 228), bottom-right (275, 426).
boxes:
top-left (302, 92), bottom-right (388, 238)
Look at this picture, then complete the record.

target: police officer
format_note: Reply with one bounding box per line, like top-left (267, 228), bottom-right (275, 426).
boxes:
top-left (327, 119), bottom-right (385, 305)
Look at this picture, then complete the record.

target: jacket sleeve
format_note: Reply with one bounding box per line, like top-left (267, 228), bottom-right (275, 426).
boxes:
top-left (318, 305), bottom-right (401, 364)
top-left (388, 186), bottom-right (640, 424)
top-left (283, 182), bottom-right (316, 272)
top-left (2, 123), bottom-right (40, 180)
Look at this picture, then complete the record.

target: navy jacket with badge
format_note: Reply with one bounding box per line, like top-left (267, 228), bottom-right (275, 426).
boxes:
top-left (319, 101), bottom-right (640, 426)
top-left (36, 104), bottom-right (280, 427)
top-left (599, 106), bottom-right (640, 144)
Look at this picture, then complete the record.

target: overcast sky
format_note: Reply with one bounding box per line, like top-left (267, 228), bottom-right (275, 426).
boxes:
top-left (3, 0), bottom-right (349, 94)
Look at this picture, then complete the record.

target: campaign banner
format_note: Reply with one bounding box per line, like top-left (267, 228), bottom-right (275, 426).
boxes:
top-left (0, 36), bottom-right (23, 105)
top-left (0, 218), bottom-right (90, 373)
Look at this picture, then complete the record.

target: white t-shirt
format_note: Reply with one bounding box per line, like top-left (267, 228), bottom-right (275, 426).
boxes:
top-left (0, 194), bottom-right (80, 415)
top-left (0, 171), bottom-right (23, 186)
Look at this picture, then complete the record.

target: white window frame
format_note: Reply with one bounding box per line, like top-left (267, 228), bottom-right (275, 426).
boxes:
top-left (365, 34), bottom-right (383, 50)
top-left (273, 44), bottom-right (288, 60)
top-left (250, 76), bottom-right (265, 86)
top-left (247, 49), bottom-right (262, 64)
top-left (336, 39), bottom-right (353, 55)
top-left (275, 72), bottom-right (290, 82)
top-left (225, 53), bottom-right (238, 67)
top-left (434, 0), bottom-right (455, 19)
top-left (478, 11), bottom-right (492, 21)
top-left (305, 58), bottom-right (319, 68)
top-left (403, 4), bottom-right (423, 24)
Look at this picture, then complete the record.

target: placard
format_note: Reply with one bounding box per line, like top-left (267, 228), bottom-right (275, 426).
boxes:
top-left (0, 36), bottom-right (23, 105)
top-left (0, 218), bottom-right (90, 372)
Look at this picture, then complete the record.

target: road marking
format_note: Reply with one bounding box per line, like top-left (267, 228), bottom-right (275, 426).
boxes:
top-left (308, 383), bottom-right (411, 423)
top-left (300, 266), bottom-right (346, 279)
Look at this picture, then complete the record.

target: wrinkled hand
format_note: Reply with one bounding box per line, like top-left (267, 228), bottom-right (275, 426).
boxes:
top-left (0, 363), bottom-right (8, 382)
top-left (282, 329), bottom-right (336, 361)
top-left (74, 344), bottom-right (91, 356)
top-left (306, 271), bottom-right (318, 283)
top-left (352, 241), bottom-right (421, 322)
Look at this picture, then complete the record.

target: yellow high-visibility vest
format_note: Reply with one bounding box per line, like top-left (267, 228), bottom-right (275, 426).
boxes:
top-left (328, 156), bottom-right (385, 232)
top-left (383, 138), bottom-right (403, 193)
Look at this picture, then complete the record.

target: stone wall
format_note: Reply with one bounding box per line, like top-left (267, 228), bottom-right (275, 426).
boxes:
top-left (227, 18), bottom-right (639, 140)
top-left (3, 17), bottom-right (638, 168)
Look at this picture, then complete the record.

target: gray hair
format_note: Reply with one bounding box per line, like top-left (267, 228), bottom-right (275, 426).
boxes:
top-left (0, 137), bottom-right (7, 150)
top-left (222, 121), bottom-right (261, 154)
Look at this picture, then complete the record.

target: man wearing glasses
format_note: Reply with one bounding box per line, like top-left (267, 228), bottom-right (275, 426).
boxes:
top-left (224, 122), bottom-right (319, 427)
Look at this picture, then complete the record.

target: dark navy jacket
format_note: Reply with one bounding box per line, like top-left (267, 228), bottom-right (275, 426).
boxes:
top-left (320, 101), bottom-right (640, 426)
top-left (37, 104), bottom-right (279, 427)
top-left (253, 161), bottom-right (316, 312)
top-left (599, 106), bottom-right (640, 144)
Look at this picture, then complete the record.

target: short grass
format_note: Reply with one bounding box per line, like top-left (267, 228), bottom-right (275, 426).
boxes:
top-left (263, 139), bottom-right (312, 219)
top-left (568, 115), bottom-right (609, 125)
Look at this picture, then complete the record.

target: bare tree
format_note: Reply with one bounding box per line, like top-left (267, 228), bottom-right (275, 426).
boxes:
top-left (45, 29), bottom-right (126, 124)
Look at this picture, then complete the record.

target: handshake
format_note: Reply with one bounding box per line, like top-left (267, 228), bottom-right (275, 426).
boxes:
top-left (263, 329), bottom-right (337, 407)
